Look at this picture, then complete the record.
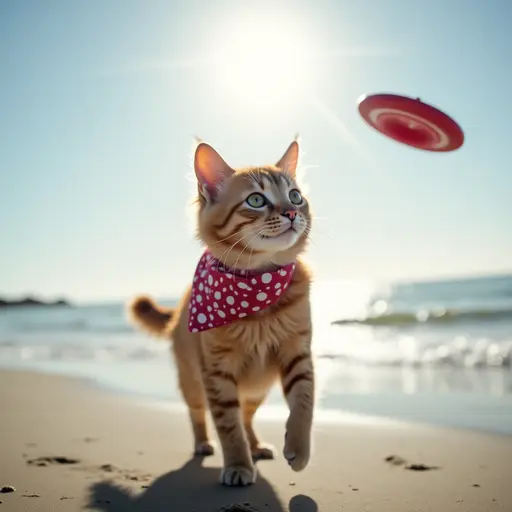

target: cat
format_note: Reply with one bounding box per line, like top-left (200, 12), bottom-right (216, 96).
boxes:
top-left (128, 139), bottom-right (314, 486)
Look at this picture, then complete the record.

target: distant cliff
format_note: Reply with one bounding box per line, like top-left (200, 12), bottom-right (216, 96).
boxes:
top-left (0, 296), bottom-right (72, 308)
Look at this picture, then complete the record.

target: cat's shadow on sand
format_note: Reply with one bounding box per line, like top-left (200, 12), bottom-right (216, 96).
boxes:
top-left (88, 455), bottom-right (317, 512)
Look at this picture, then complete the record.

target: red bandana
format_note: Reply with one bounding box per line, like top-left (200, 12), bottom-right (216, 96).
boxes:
top-left (188, 250), bottom-right (295, 333)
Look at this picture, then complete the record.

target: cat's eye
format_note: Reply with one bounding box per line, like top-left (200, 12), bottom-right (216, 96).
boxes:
top-left (246, 193), bottom-right (267, 208)
top-left (289, 189), bottom-right (303, 205)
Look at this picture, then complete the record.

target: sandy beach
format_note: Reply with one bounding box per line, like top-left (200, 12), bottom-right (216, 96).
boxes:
top-left (0, 370), bottom-right (510, 511)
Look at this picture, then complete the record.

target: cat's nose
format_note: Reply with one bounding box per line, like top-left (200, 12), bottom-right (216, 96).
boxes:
top-left (281, 209), bottom-right (297, 222)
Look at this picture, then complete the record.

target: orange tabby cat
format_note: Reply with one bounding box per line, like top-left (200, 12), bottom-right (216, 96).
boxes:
top-left (129, 139), bottom-right (314, 486)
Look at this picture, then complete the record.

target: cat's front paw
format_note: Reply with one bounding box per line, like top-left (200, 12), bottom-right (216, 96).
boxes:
top-left (283, 425), bottom-right (311, 472)
top-left (220, 463), bottom-right (257, 486)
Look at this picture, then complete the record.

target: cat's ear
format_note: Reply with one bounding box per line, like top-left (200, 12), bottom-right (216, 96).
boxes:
top-left (194, 142), bottom-right (235, 199)
top-left (276, 139), bottom-right (299, 177)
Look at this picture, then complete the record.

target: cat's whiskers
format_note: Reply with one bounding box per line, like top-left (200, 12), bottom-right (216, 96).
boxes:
top-left (312, 226), bottom-right (332, 241)
top-left (214, 232), bottom-right (253, 272)
top-left (231, 229), bottom-right (266, 276)
top-left (218, 236), bottom-right (251, 271)
top-left (217, 225), bottom-right (268, 273)
top-left (247, 245), bottom-right (255, 273)
top-left (211, 227), bottom-right (250, 246)
top-left (307, 217), bottom-right (332, 240)
top-left (303, 226), bottom-right (318, 249)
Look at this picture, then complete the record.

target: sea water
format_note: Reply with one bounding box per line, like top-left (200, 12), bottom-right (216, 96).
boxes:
top-left (1, 275), bottom-right (511, 434)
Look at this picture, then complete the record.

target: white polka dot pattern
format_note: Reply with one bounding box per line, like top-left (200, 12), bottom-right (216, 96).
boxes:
top-left (188, 250), bottom-right (295, 333)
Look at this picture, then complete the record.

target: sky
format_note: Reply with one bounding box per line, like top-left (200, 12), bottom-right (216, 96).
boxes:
top-left (1, 0), bottom-right (511, 302)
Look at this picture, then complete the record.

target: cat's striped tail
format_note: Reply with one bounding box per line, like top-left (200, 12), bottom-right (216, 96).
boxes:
top-left (128, 296), bottom-right (174, 338)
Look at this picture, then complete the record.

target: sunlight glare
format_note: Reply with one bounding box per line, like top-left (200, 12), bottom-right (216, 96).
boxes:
top-left (213, 18), bottom-right (315, 107)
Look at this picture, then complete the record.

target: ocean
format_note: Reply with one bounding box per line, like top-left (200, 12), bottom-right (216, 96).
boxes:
top-left (1, 274), bottom-right (511, 435)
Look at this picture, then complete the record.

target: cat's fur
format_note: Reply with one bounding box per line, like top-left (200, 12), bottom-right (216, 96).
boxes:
top-left (128, 139), bottom-right (314, 486)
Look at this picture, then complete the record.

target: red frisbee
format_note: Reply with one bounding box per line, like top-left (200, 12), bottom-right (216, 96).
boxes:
top-left (358, 93), bottom-right (464, 152)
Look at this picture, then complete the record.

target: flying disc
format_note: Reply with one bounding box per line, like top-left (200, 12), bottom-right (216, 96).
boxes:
top-left (358, 93), bottom-right (464, 152)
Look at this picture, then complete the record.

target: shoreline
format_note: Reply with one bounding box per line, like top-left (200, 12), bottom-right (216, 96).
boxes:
top-left (1, 359), bottom-right (511, 437)
top-left (0, 365), bottom-right (416, 431)
top-left (1, 369), bottom-right (511, 511)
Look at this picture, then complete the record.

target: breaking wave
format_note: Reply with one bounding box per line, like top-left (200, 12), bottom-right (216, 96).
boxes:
top-left (331, 307), bottom-right (512, 327)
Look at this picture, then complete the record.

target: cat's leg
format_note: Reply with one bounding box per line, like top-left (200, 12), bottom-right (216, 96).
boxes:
top-left (242, 396), bottom-right (275, 460)
top-left (202, 363), bottom-right (256, 486)
top-left (278, 333), bottom-right (315, 472)
top-left (175, 357), bottom-right (215, 456)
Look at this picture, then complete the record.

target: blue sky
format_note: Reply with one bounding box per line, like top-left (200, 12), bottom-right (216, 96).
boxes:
top-left (1, 0), bottom-right (511, 301)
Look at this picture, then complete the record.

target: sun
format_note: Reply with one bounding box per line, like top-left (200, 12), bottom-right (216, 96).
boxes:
top-left (212, 17), bottom-right (316, 107)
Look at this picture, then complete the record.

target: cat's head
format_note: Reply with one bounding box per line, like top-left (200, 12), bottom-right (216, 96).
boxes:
top-left (193, 139), bottom-right (311, 270)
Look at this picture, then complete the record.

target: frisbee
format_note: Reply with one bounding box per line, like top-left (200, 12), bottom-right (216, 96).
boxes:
top-left (358, 93), bottom-right (464, 152)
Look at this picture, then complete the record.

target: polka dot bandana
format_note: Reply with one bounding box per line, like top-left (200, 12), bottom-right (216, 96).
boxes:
top-left (188, 250), bottom-right (295, 333)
